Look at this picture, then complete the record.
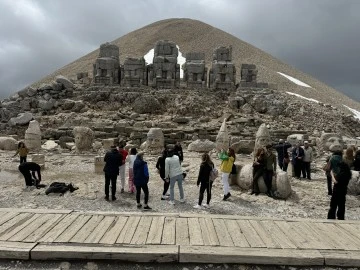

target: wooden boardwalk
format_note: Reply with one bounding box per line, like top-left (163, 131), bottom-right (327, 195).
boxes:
top-left (0, 208), bottom-right (360, 266)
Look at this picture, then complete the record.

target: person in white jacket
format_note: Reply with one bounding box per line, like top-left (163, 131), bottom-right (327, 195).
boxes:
top-left (125, 148), bottom-right (137, 193)
top-left (165, 149), bottom-right (184, 205)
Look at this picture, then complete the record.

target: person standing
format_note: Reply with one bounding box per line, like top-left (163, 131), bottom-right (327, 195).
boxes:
top-left (218, 148), bottom-right (235, 201)
top-left (133, 152), bottom-right (151, 210)
top-left (103, 145), bottom-right (122, 201)
top-left (302, 141), bottom-right (313, 180)
top-left (264, 145), bottom-right (277, 197)
top-left (173, 141), bottom-right (184, 163)
top-left (291, 142), bottom-right (304, 178)
top-left (125, 148), bottom-right (137, 193)
top-left (156, 149), bottom-right (170, 200)
top-left (165, 149), bottom-right (185, 205)
top-left (13, 142), bottom-right (29, 164)
top-left (343, 147), bottom-right (355, 169)
top-left (274, 139), bottom-right (291, 172)
top-left (118, 142), bottom-right (128, 193)
top-left (194, 153), bottom-right (214, 209)
top-left (18, 162), bottom-right (41, 190)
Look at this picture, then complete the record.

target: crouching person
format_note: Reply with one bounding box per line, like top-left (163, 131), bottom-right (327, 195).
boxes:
top-left (133, 152), bottom-right (151, 210)
top-left (19, 162), bottom-right (42, 190)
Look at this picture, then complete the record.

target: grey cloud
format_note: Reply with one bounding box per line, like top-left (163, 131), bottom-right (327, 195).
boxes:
top-left (0, 0), bottom-right (359, 101)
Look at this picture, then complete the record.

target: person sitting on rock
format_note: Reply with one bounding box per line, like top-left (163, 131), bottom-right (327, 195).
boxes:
top-left (18, 162), bottom-right (41, 190)
top-left (274, 139), bottom-right (291, 172)
top-left (103, 145), bottom-right (122, 201)
top-left (13, 142), bottom-right (29, 164)
top-left (218, 148), bottom-right (235, 201)
top-left (251, 147), bottom-right (266, 195)
top-left (133, 152), bottom-right (151, 210)
top-left (264, 145), bottom-right (277, 197)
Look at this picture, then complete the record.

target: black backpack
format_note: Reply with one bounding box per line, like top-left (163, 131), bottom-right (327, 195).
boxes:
top-left (335, 161), bottom-right (352, 188)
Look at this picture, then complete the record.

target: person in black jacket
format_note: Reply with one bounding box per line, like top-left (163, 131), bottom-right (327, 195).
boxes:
top-left (194, 153), bottom-right (214, 209)
top-left (291, 142), bottom-right (305, 178)
top-left (156, 149), bottom-right (169, 200)
top-left (103, 145), bottom-right (122, 201)
top-left (354, 149), bottom-right (360, 171)
top-left (133, 152), bottom-right (151, 210)
top-left (173, 141), bottom-right (184, 163)
top-left (18, 162), bottom-right (41, 189)
top-left (274, 139), bottom-right (291, 172)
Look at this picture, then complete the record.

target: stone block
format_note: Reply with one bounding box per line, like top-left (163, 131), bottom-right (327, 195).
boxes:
top-left (31, 154), bottom-right (45, 168)
top-left (94, 156), bottom-right (105, 174)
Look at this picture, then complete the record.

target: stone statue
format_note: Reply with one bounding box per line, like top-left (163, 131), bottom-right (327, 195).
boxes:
top-left (183, 52), bottom-right (207, 88)
top-left (254, 123), bottom-right (271, 154)
top-left (93, 42), bottom-right (120, 85)
top-left (73, 126), bottom-right (94, 152)
top-left (25, 120), bottom-right (41, 150)
top-left (141, 128), bottom-right (164, 153)
top-left (147, 40), bottom-right (180, 88)
top-left (122, 57), bottom-right (147, 87)
top-left (209, 46), bottom-right (236, 90)
top-left (240, 64), bottom-right (258, 87)
top-left (216, 119), bottom-right (229, 151)
top-left (318, 133), bottom-right (345, 152)
top-left (287, 134), bottom-right (305, 146)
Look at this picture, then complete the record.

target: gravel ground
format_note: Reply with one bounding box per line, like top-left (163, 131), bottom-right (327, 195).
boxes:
top-left (0, 150), bottom-right (359, 220)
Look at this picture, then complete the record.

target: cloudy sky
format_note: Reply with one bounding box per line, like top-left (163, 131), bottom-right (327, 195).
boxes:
top-left (0, 0), bottom-right (359, 101)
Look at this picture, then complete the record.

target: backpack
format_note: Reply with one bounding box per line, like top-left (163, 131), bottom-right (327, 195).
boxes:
top-left (335, 161), bottom-right (352, 188)
top-left (209, 168), bottom-right (219, 182)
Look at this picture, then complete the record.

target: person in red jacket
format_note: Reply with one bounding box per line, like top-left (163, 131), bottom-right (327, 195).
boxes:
top-left (118, 142), bottom-right (128, 193)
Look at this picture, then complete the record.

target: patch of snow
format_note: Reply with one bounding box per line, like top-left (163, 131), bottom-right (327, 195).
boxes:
top-left (143, 45), bottom-right (186, 78)
top-left (277, 72), bottom-right (311, 88)
top-left (343, 105), bottom-right (360, 120)
top-left (286, 92), bottom-right (319, 103)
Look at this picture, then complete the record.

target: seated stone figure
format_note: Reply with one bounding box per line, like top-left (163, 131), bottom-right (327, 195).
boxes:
top-left (317, 133), bottom-right (345, 153)
top-left (93, 43), bottom-right (120, 85)
top-left (147, 40), bottom-right (180, 88)
top-left (183, 52), bottom-right (207, 88)
top-left (209, 46), bottom-right (236, 90)
top-left (122, 57), bottom-right (146, 87)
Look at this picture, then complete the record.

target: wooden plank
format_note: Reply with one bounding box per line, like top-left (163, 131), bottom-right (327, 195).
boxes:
top-left (0, 212), bottom-right (19, 226)
top-left (54, 215), bottom-right (91, 243)
top-left (146, 216), bottom-right (165, 245)
top-left (70, 215), bottom-right (104, 243)
top-left (275, 220), bottom-right (310, 249)
top-left (337, 223), bottom-right (360, 243)
top-left (259, 220), bottom-right (296, 249)
top-left (188, 218), bottom-right (204, 246)
top-left (0, 213), bottom-right (32, 236)
top-left (0, 241), bottom-right (37, 260)
top-left (24, 214), bottom-right (64, 242)
top-left (310, 222), bottom-right (350, 250)
top-left (100, 216), bottom-right (128, 245)
top-left (8, 214), bottom-right (53, 242)
top-left (198, 218), bottom-right (219, 246)
top-left (237, 220), bottom-right (265, 248)
top-left (212, 218), bottom-right (233, 247)
top-left (248, 220), bottom-right (280, 249)
top-left (116, 216), bottom-right (140, 244)
top-left (0, 208), bottom-right (72, 214)
top-left (161, 217), bottom-right (176, 245)
top-left (303, 221), bottom-right (338, 250)
top-left (176, 218), bottom-right (189, 246)
top-left (322, 223), bottom-right (360, 250)
top-left (224, 219), bottom-right (249, 248)
top-left (31, 243), bottom-right (178, 262)
top-left (321, 250), bottom-right (360, 267)
top-left (0, 214), bottom-right (39, 241)
top-left (131, 216), bottom-right (153, 245)
top-left (40, 214), bottom-right (79, 242)
top-left (84, 216), bottom-right (115, 244)
top-left (180, 246), bottom-right (324, 265)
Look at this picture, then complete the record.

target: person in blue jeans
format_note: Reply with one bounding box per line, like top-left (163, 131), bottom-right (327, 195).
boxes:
top-left (133, 152), bottom-right (152, 210)
top-left (165, 149), bottom-right (184, 205)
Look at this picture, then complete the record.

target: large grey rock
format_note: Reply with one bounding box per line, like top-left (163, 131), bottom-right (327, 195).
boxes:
top-left (27, 87), bottom-right (37, 97)
top-left (347, 170), bottom-right (360, 195)
top-left (8, 112), bottom-right (33, 126)
top-left (187, 139), bottom-right (215, 152)
top-left (274, 171), bottom-right (292, 199)
top-left (56, 75), bottom-right (74, 89)
top-left (58, 136), bottom-right (74, 149)
top-left (0, 137), bottom-right (17, 150)
top-left (133, 95), bottom-right (161, 114)
top-left (38, 99), bottom-right (55, 111)
top-left (72, 101), bottom-right (85, 112)
top-left (62, 99), bottom-right (75, 110)
top-left (230, 140), bottom-right (255, 154)
top-left (0, 108), bottom-right (11, 122)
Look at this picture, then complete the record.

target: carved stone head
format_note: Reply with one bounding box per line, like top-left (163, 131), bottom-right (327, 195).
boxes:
top-left (216, 119), bottom-right (229, 151)
top-left (318, 133), bottom-right (345, 152)
top-left (145, 128), bottom-right (164, 151)
top-left (254, 124), bottom-right (271, 154)
top-left (73, 126), bottom-right (94, 151)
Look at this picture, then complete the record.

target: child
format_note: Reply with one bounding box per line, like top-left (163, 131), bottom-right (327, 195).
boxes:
top-left (14, 142), bottom-right (29, 164)
top-left (194, 153), bottom-right (214, 209)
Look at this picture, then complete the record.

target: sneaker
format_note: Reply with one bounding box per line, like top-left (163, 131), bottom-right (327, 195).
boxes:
top-left (143, 205), bottom-right (152, 210)
top-left (168, 200), bottom-right (175, 205)
top-left (121, 188), bottom-right (124, 193)
top-left (179, 198), bottom-right (186, 203)
top-left (193, 204), bottom-right (202, 209)
top-left (202, 204), bottom-right (210, 208)
top-left (161, 195), bottom-right (168, 200)
top-left (137, 204), bottom-right (142, 209)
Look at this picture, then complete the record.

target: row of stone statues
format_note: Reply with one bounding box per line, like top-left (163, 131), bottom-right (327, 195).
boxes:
top-left (93, 40), bottom-right (258, 90)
